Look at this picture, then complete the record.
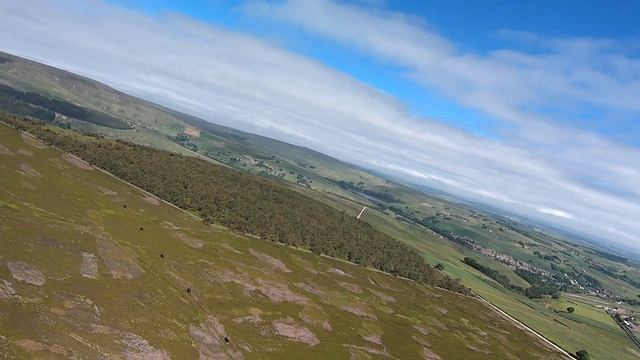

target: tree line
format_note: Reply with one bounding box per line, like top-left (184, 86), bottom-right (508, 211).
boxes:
top-left (3, 115), bottom-right (469, 294)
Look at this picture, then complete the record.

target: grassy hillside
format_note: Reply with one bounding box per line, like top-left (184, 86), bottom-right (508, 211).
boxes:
top-left (2, 50), bottom-right (639, 359)
top-left (0, 122), bottom-right (567, 359)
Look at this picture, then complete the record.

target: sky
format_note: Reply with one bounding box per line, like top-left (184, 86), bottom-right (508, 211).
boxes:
top-left (0, 0), bottom-right (639, 251)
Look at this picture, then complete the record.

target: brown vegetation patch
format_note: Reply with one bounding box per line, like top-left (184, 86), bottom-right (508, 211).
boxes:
top-left (142, 195), bottom-right (160, 205)
top-left (190, 315), bottom-right (244, 360)
top-left (121, 332), bottom-right (170, 360)
top-left (14, 339), bottom-right (68, 357)
top-left (368, 289), bottom-right (396, 303)
top-left (0, 279), bottom-right (16, 299)
top-left (338, 281), bottom-right (363, 294)
top-left (63, 153), bottom-right (94, 170)
top-left (341, 305), bottom-right (377, 320)
top-left (249, 249), bottom-right (291, 273)
top-left (80, 252), bottom-right (99, 279)
top-left (174, 232), bottom-right (204, 249)
top-left (423, 347), bottom-right (442, 360)
top-left (0, 143), bottom-right (14, 155)
top-left (272, 318), bottom-right (319, 346)
top-left (20, 132), bottom-right (47, 149)
top-left (16, 148), bottom-right (33, 156)
top-left (19, 163), bottom-right (41, 178)
top-left (96, 236), bottom-right (144, 279)
top-left (7, 261), bottom-right (45, 286)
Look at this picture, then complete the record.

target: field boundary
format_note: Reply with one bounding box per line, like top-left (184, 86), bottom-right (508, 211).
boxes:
top-left (476, 294), bottom-right (574, 359)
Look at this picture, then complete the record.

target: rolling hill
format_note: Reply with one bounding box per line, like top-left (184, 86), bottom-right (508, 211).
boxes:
top-left (0, 120), bottom-right (567, 359)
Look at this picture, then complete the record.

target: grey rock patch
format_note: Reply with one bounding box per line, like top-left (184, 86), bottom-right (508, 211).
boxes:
top-left (190, 315), bottom-right (243, 359)
top-left (272, 319), bottom-right (319, 346)
top-left (0, 143), bottom-right (14, 156)
top-left (17, 148), bottom-right (33, 156)
top-left (19, 163), bottom-right (41, 178)
top-left (62, 153), bottom-right (93, 170)
top-left (0, 279), bottom-right (16, 299)
top-left (96, 236), bottom-right (144, 279)
top-left (7, 261), bottom-right (45, 286)
top-left (20, 133), bottom-right (47, 149)
top-left (80, 252), bottom-right (99, 279)
top-left (249, 249), bottom-right (291, 273)
top-left (121, 332), bottom-right (171, 360)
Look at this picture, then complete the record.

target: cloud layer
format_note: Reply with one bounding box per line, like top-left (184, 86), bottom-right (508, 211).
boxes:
top-left (0, 0), bottom-right (639, 249)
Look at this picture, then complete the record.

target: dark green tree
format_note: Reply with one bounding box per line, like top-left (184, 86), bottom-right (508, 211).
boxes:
top-left (575, 349), bottom-right (589, 360)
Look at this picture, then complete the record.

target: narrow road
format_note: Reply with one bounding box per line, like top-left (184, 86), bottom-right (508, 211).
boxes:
top-left (476, 294), bottom-right (574, 359)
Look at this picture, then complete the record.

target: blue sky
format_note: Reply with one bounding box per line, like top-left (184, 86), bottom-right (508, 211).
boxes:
top-left (1, 0), bottom-right (639, 250)
top-left (106, 0), bottom-right (640, 141)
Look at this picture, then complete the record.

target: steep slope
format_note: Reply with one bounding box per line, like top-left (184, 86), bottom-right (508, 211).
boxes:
top-left (0, 122), bottom-right (567, 359)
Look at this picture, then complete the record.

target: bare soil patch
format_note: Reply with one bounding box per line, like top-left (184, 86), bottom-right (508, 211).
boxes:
top-left (96, 237), bottom-right (144, 279)
top-left (63, 153), bottom-right (94, 170)
top-left (16, 148), bottom-right (33, 156)
top-left (249, 249), bottom-right (291, 273)
top-left (121, 332), bottom-right (170, 360)
top-left (142, 195), bottom-right (160, 205)
top-left (272, 318), bottom-right (319, 346)
top-left (7, 261), bottom-right (45, 286)
top-left (20, 133), bottom-right (47, 149)
top-left (0, 143), bottom-right (13, 156)
top-left (80, 252), bottom-right (99, 279)
top-left (19, 163), bottom-right (41, 178)
top-left (184, 125), bottom-right (201, 138)
top-left (190, 315), bottom-right (244, 359)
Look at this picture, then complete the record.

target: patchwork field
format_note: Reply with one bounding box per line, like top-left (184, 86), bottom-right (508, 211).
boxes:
top-left (0, 123), bottom-right (568, 359)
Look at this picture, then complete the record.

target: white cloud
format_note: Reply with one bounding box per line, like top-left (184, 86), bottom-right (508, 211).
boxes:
top-left (0, 0), bottom-right (639, 250)
top-left (536, 207), bottom-right (574, 220)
